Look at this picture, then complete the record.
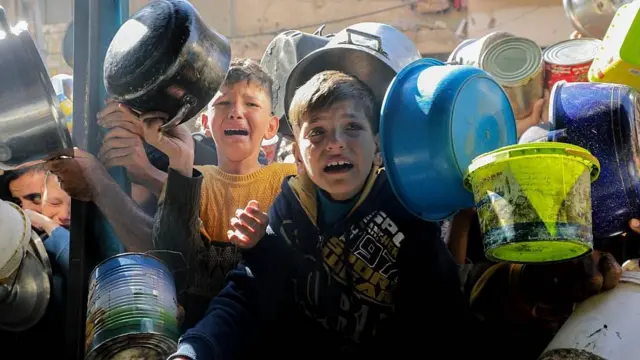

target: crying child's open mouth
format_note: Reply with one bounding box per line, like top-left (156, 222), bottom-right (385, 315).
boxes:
top-left (324, 161), bottom-right (354, 173)
top-left (224, 129), bottom-right (249, 136)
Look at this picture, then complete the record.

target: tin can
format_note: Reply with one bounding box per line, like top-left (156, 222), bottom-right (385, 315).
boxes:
top-left (543, 38), bottom-right (601, 90)
top-left (447, 31), bottom-right (514, 67)
top-left (481, 36), bottom-right (544, 119)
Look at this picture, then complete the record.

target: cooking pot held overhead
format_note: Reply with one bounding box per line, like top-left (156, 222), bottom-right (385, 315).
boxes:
top-left (104, 0), bottom-right (232, 130)
top-left (284, 22), bottom-right (421, 128)
top-left (0, 7), bottom-right (73, 170)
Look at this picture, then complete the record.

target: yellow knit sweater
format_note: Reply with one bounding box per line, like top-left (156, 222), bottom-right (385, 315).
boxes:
top-left (195, 163), bottom-right (297, 242)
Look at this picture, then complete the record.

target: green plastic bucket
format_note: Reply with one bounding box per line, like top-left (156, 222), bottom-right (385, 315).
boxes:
top-left (464, 143), bottom-right (600, 263)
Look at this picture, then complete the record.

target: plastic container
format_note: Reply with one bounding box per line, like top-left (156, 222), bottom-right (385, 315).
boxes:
top-left (464, 143), bottom-right (600, 263)
top-left (588, 1), bottom-right (640, 91)
top-left (380, 58), bottom-right (517, 220)
top-left (540, 267), bottom-right (640, 360)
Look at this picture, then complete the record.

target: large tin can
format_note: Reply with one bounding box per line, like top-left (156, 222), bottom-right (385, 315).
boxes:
top-left (481, 36), bottom-right (544, 119)
top-left (447, 31), bottom-right (514, 67)
top-left (543, 38), bottom-right (601, 90)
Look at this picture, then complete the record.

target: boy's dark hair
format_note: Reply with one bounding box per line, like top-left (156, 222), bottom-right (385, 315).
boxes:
top-left (223, 58), bottom-right (274, 108)
top-left (0, 165), bottom-right (46, 201)
top-left (288, 71), bottom-right (378, 134)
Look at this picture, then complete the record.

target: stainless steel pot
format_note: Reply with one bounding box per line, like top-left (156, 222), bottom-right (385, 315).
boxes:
top-left (103, 0), bottom-right (232, 131)
top-left (0, 7), bottom-right (73, 170)
top-left (0, 231), bottom-right (51, 332)
top-left (260, 27), bottom-right (331, 137)
top-left (284, 22), bottom-right (421, 126)
top-left (563, 0), bottom-right (632, 39)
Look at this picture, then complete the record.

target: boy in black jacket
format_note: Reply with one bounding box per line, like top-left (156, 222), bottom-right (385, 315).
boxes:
top-left (170, 71), bottom-right (478, 360)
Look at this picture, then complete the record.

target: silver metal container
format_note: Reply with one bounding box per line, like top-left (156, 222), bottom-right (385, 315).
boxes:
top-left (447, 31), bottom-right (515, 67)
top-left (481, 36), bottom-right (544, 120)
top-left (0, 7), bottom-right (72, 170)
top-left (283, 22), bottom-right (421, 121)
top-left (563, 0), bottom-right (632, 39)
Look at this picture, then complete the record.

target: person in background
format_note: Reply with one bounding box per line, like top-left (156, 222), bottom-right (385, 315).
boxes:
top-left (2, 165), bottom-right (70, 309)
top-left (137, 58), bottom-right (297, 330)
top-left (169, 70), bottom-right (476, 360)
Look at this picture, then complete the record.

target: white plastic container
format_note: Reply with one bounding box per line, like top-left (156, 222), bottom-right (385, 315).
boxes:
top-left (0, 200), bottom-right (31, 280)
top-left (540, 267), bottom-right (640, 359)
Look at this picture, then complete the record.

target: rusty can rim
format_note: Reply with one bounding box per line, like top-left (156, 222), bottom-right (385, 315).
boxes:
top-left (480, 36), bottom-right (542, 86)
top-left (543, 38), bottom-right (601, 66)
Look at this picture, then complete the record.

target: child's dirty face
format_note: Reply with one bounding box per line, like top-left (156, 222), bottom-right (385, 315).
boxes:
top-left (209, 81), bottom-right (277, 162)
top-left (294, 101), bottom-right (377, 201)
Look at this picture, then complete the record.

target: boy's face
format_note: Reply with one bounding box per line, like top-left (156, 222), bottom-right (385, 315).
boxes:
top-left (294, 101), bottom-right (378, 201)
top-left (208, 81), bottom-right (278, 163)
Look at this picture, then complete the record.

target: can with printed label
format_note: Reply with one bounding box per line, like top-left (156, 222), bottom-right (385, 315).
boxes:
top-left (543, 38), bottom-right (601, 90)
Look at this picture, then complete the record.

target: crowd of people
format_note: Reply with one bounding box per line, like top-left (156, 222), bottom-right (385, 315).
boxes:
top-left (2, 9), bottom-right (640, 360)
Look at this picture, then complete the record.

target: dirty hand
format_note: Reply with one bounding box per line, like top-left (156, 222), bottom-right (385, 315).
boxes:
top-left (520, 250), bottom-right (621, 323)
top-left (44, 148), bottom-right (111, 202)
top-left (24, 209), bottom-right (59, 235)
top-left (227, 200), bottom-right (268, 249)
top-left (141, 112), bottom-right (194, 177)
top-left (98, 126), bottom-right (158, 186)
top-left (516, 90), bottom-right (550, 138)
top-left (97, 99), bottom-right (144, 138)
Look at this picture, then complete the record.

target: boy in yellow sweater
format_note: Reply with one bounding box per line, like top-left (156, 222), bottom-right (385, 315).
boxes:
top-left (142, 58), bottom-right (296, 330)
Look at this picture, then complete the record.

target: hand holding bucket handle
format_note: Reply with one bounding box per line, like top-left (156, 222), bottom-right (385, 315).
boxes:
top-left (345, 28), bottom-right (386, 55)
top-left (159, 95), bottom-right (197, 132)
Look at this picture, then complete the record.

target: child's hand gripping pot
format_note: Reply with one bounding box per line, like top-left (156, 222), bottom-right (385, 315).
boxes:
top-left (227, 200), bottom-right (268, 249)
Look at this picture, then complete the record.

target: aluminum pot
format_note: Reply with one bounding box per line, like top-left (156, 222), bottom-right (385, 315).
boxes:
top-left (260, 27), bottom-right (331, 137)
top-left (103, 0), bottom-right (231, 130)
top-left (284, 22), bottom-right (421, 125)
top-left (563, 0), bottom-right (631, 39)
top-left (0, 8), bottom-right (73, 171)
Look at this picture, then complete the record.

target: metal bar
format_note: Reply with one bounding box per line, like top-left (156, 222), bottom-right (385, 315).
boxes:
top-left (66, 1), bottom-right (128, 358)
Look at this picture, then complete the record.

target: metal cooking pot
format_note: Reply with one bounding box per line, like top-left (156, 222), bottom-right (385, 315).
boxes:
top-left (521, 81), bottom-right (640, 238)
top-left (0, 7), bottom-right (73, 171)
top-left (260, 27), bottom-right (331, 137)
top-left (0, 230), bottom-right (51, 332)
top-left (563, 0), bottom-right (631, 39)
top-left (284, 22), bottom-right (421, 126)
top-left (103, 0), bottom-right (232, 131)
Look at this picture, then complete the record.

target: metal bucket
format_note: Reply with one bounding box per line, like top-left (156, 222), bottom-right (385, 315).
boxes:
top-left (85, 253), bottom-right (179, 360)
top-left (481, 36), bottom-right (544, 120)
top-left (0, 7), bottom-right (73, 170)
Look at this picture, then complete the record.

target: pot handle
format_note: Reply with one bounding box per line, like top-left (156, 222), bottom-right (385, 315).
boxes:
top-left (160, 95), bottom-right (197, 131)
top-left (345, 28), bottom-right (385, 55)
top-left (0, 7), bottom-right (12, 35)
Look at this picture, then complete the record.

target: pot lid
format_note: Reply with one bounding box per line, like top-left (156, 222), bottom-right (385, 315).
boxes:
top-left (104, 0), bottom-right (191, 94)
top-left (0, 250), bottom-right (51, 332)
